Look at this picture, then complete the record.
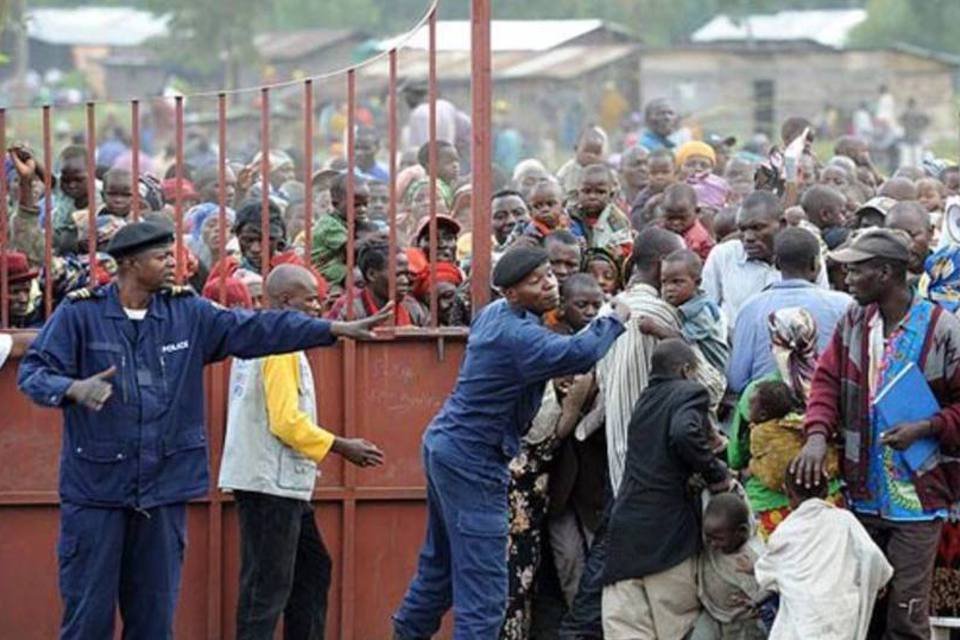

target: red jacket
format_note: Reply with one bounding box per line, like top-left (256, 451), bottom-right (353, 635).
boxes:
top-left (804, 301), bottom-right (960, 510)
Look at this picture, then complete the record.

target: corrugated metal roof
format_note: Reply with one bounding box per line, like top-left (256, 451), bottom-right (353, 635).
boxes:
top-left (379, 19), bottom-right (611, 52)
top-left (363, 45), bottom-right (636, 82)
top-left (692, 9), bottom-right (867, 49)
top-left (499, 44), bottom-right (637, 80)
top-left (254, 30), bottom-right (361, 61)
top-left (27, 7), bottom-right (169, 47)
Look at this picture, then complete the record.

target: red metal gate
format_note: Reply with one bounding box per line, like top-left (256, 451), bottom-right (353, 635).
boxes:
top-left (0, 0), bottom-right (494, 637)
top-left (0, 338), bottom-right (466, 639)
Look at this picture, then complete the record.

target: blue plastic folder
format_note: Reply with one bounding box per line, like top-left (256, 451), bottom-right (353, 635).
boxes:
top-left (873, 362), bottom-right (940, 472)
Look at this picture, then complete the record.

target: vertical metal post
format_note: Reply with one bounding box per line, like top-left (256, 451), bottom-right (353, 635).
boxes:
top-left (218, 93), bottom-right (228, 304)
top-left (41, 107), bottom-right (53, 317)
top-left (0, 110), bottom-right (8, 327)
top-left (85, 102), bottom-right (97, 259)
top-left (260, 87), bottom-right (271, 278)
top-left (470, 0), bottom-right (493, 314)
top-left (131, 99), bottom-right (140, 221)
top-left (427, 9), bottom-right (439, 327)
top-left (387, 49), bottom-right (399, 318)
top-left (174, 96), bottom-right (185, 284)
top-left (345, 69), bottom-right (357, 320)
top-left (303, 79), bottom-right (314, 262)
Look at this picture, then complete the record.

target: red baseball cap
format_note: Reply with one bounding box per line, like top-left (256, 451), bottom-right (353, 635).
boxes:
top-left (2, 252), bottom-right (39, 283)
top-left (414, 214), bottom-right (461, 242)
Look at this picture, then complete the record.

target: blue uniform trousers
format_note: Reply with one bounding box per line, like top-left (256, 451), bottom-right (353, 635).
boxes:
top-left (58, 501), bottom-right (186, 640)
top-left (393, 433), bottom-right (510, 639)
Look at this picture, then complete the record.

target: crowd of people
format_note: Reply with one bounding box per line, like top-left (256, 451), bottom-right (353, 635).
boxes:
top-left (389, 97), bottom-right (960, 640)
top-left (6, 84), bottom-right (960, 640)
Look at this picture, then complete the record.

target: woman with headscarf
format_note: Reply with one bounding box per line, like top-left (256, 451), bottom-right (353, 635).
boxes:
top-left (728, 307), bottom-right (843, 539)
top-left (184, 202), bottom-right (236, 291)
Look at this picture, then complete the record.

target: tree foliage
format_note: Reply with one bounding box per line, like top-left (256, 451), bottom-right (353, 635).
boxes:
top-left (849, 0), bottom-right (960, 55)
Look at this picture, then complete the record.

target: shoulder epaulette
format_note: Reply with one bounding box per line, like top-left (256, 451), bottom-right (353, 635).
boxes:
top-left (162, 285), bottom-right (197, 298)
top-left (65, 287), bottom-right (103, 302)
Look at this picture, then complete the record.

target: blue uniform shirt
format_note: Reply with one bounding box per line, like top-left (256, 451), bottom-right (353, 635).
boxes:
top-left (18, 283), bottom-right (339, 509)
top-left (426, 299), bottom-right (625, 462)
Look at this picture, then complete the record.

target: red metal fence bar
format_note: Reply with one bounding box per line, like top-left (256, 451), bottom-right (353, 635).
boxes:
top-left (345, 69), bottom-right (357, 321)
top-left (131, 99), bottom-right (140, 222)
top-left (41, 106), bottom-right (53, 318)
top-left (217, 93), bottom-right (228, 305)
top-left (387, 49), bottom-right (399, 317)
top-left (1, 109), bottom-right (8, 328)
top-left (174, 96), bottom-right (185, 284)
top-left (303, 79), bottom-right (314, 268)
top-left (470, 0), bottom-right (493, 313)
top-left (260, 87), bottom-right (271, 279)
top-left (85, 102), bottom-right (96, 260)
top-left (427, 8), bottom-right (439, 327)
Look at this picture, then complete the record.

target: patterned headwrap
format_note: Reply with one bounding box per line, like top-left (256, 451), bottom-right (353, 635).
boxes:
top-left (138, 174), bottom-right (165, 213)
top-left (76, 214), bottom-right (127, 251)
top-left (924, 245), bottom-right (960, 313)
top-left (186, 202), bottom-right (235, 244)
top-left (767, 307), bottom-right (819, 406)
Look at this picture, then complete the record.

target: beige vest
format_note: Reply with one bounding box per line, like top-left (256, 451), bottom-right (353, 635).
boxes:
top-left (218, 353), bottom-right (319, 501)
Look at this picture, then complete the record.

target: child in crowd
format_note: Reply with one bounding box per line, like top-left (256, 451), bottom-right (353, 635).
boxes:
top-left (746, 380), bottom-right (837, 493)
top-left (941, 165), bottom-right (960, 197)
top-left (918, 177), bottom-right (945, 213)
top-left (800, 184), bottom-right (849, 249)
top-left (582, 247), bottom-right (622, 298)
top-left (917, 177), bottom-right (946, 243)
top-left (659, 183), bottom-right (715, 261)
top-left (640, 249), bottom-right (728, 372)
top-left (522, 177), bottom-right (567, 243)
top-left (712, 206), bottom-right (739, 243)
top-left (783, 206), bottom-right (807, 227)
top-left (819, 164), bottom-right (851, 191)
top-left (754, 464), bottom-right (893, 640)
top-left (100, 168), bottom-right (135, 219)
top-left (602, 339), bottom-right (731, 640)
top-left (676, 140), bottom-right (732, 210)
top-left (629, 148), bottom-right (677, 228)
top-left (413, 140), bottom-right (461, 210)
top-left (878, 176), bottom-right (919, 201)
top-left (557, 126), bottom-right (607, 201)
top-left (723, 157), bottom-right (756, 204)
top-left (567, 163), bottom-right (633, 259)
top-left (691, 493), bottom-right (766, 640)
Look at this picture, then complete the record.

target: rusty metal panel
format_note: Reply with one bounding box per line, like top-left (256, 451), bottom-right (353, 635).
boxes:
top-left (0, 337), bottom-right (463, 639)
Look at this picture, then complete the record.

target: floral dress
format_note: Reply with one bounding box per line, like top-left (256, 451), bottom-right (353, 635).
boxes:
top-left (500, 391), bottom-right (566, 640)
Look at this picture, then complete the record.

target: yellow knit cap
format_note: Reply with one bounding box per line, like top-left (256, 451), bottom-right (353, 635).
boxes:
top-left (675, 141), bottom-right (716, 168)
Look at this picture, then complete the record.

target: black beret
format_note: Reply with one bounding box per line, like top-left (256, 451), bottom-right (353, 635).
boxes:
top-left (106, 221), bottom-right (174, 259)
top-left (493, 246), bottom-right (549, 289)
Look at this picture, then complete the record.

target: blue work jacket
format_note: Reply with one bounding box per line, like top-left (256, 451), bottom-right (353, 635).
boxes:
top-left (18, 283), bottom-right (338, 509)
top-left (426, 299), bottom-right (624, 463)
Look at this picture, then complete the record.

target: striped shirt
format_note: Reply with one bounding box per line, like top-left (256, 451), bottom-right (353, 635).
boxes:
top-left (599, 282), bottom-right (726, 495)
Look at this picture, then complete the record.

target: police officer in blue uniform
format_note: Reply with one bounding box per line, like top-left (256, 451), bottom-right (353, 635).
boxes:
top-left (392, 246), bottom-right (631, 639)
top-left (18, 220), bottom-right (391, 640)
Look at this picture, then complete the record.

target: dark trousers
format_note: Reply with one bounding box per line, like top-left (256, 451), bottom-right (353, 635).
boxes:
top-left (858, 514), bottom-right (942, 640)
top-left (393, 433), bottom-right (510, 640)
top-left (234, 491), bottom-right (332, 640)
top-left (58, 501), bottom-right (186, 640)
top-left (558, 499), bottom-right (610, 640)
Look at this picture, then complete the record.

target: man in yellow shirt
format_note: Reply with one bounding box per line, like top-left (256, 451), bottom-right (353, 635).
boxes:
top-left (219, 264), bottom-right (386, 640)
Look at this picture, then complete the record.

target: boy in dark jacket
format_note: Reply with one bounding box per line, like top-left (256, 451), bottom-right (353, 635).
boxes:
top-left (601, 338), bottom-right (731, 639)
